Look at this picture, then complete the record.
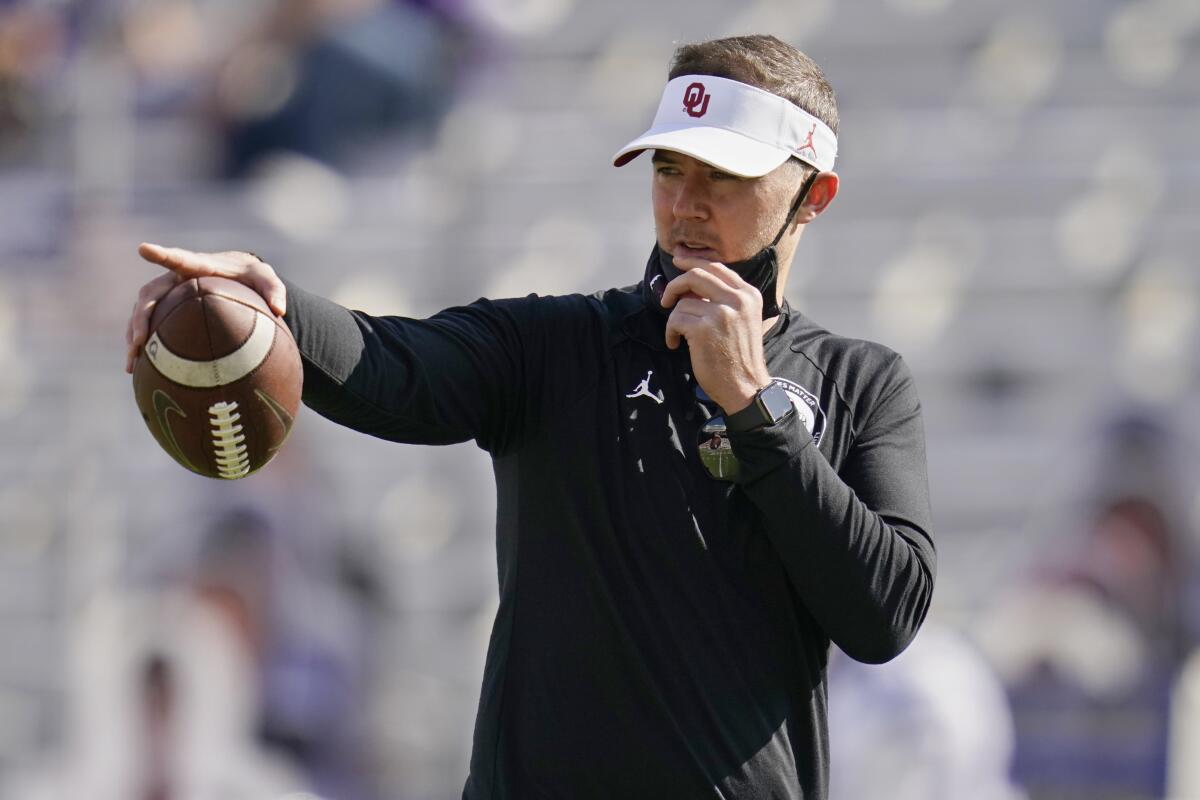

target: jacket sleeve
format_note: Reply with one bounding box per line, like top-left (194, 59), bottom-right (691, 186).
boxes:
top-left (727, 354), bottom-right (935, 664)
top-left (279, 278), bottom-right (592, 455)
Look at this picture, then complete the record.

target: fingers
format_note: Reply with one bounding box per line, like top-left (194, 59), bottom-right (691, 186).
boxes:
top-left (125, 271), bottom-right (181, 373)
top-left (661, 264), bottom-right (753, 310)
top-left (126, 271), bottom-right (178, 346)
top-left (248, 270), bottom-right (287, 317)
top-left (128, 243), bottom-right (288, 373)
top-left (138, 242), bottom-right (217, 277)
top-left (138, 243), bottom-right (286, 315)
top-left (664, 307), bottom-right (703, 350)
top-left (219, 251), bottom-right (285, 315)
top-left (137, 241), bottom-right (170, 265)
top-left (670, 255), bottom-right (745, 289)
top-left (660, 263), bottom-right (763, 351)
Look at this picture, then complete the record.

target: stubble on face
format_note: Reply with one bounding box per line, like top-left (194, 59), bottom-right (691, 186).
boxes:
top-left (652, 152), bottom-right (806, 266)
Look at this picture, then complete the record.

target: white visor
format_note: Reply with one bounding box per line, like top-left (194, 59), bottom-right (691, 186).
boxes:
top-left (613, 74), bottom-right (837, 177)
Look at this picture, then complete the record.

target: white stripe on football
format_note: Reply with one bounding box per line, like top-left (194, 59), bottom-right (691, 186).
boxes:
top-left (144, 310), bottom-right (274, 388)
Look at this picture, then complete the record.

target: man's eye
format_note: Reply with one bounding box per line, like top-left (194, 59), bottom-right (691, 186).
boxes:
top-left (655, 166), bottom-right (679, 176)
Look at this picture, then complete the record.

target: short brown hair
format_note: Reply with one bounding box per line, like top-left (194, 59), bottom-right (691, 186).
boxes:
top-left (668, 35), bottom-right (839, 136)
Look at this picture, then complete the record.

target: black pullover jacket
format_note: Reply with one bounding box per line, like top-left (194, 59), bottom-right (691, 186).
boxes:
top-left (280, 251), bottom-right (936, 799)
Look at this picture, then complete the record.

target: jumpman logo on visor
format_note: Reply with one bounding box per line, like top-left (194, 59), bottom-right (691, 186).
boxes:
top-left (799, 123), bottom-right (817, 158)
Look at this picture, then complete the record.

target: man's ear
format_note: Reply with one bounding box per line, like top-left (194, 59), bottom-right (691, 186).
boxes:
top-left (793, 171), bottom-right (839, 225)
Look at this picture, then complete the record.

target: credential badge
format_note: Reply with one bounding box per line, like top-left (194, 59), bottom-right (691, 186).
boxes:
top-left (772, 377), bottom-right (826, 446)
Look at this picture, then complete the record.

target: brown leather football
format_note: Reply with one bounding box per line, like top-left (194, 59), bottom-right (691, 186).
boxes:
top-left (132, 276), bottom-right (302, 480)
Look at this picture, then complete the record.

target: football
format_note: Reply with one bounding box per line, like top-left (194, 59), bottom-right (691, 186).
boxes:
top-left (131, 276), bottom-right (302, 480)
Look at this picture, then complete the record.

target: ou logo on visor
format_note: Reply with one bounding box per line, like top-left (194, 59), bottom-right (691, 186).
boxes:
top-left (682, 82), bottom-right (710, 118)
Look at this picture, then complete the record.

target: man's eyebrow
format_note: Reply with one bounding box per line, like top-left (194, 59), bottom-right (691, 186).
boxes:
top-left (650, 151), bottom-right (680, 164)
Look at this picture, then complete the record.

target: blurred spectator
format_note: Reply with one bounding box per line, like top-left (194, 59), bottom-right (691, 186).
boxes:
top-left (214, 0), bottom-right (474, 176)
top-left (0, 584), bottom-right (308, 800)
top-left (0, 4), bottom-right (69, 159)
top-left (136, 653), bottom-right (175, 800)
top-left (1168, 648), bottom-right (1200, 798)
top-left (978, 413), bottom-right (1198, 800)
top-left (191, 505), bottom-right (383, 800)
top-left (0, 501), bottom-right (383, 800)
top-left (827, 623), bottom-right (1025, 800)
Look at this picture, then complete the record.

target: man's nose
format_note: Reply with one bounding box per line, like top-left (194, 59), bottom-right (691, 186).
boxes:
top-left (672, 174), bottom-right (710, 220)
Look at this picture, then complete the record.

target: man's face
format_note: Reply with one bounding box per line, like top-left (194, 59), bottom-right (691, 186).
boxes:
top-left (651, 150), bottom-right (803, 265)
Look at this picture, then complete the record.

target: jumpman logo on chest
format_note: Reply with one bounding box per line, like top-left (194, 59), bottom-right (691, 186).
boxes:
top-left (626, 370), bottom-right (664, 405)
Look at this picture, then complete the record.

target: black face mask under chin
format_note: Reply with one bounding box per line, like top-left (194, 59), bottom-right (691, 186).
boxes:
top-left (652, 170), bottom-right (814, 321)
top-left (653, 245), bottom-right (782, 320)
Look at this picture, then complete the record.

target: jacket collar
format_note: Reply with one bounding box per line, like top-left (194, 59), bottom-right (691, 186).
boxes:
top-left (620, 246), bottom-right (793, 352)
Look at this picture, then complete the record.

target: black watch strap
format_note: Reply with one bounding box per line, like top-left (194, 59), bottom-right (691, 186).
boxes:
top-left (725, 381), bottom-right (795, 433)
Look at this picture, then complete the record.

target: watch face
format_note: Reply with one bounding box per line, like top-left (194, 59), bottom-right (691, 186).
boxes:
top-left (760, 383), bottom-right (795, 423)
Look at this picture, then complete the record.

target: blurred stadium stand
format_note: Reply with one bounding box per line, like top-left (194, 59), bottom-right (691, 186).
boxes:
top-left (0, 0), bottom-right (1198, 797)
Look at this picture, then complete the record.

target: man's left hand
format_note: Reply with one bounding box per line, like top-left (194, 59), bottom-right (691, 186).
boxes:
top-left (661, 256), bottom-right (772, 414)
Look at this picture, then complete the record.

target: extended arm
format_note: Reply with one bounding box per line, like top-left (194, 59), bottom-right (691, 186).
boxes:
top-left (126, 243), bottom-right (569, 454)
top-left (281, 280), bottom-right (531, 452)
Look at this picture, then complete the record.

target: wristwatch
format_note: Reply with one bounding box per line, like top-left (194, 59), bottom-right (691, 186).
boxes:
top-left (724, 381), bottom-right (795, 432)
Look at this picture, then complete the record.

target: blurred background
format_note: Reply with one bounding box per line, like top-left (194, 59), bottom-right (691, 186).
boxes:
top-left (0, 0), bottom-right (1197, 798)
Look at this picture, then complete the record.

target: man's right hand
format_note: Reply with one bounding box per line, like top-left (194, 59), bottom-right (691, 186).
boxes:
top-left (125, 243), bottom-right (287, 374)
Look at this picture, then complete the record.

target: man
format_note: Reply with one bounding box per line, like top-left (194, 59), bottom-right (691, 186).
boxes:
top-left (126, 35), bottom-right (935, 800)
